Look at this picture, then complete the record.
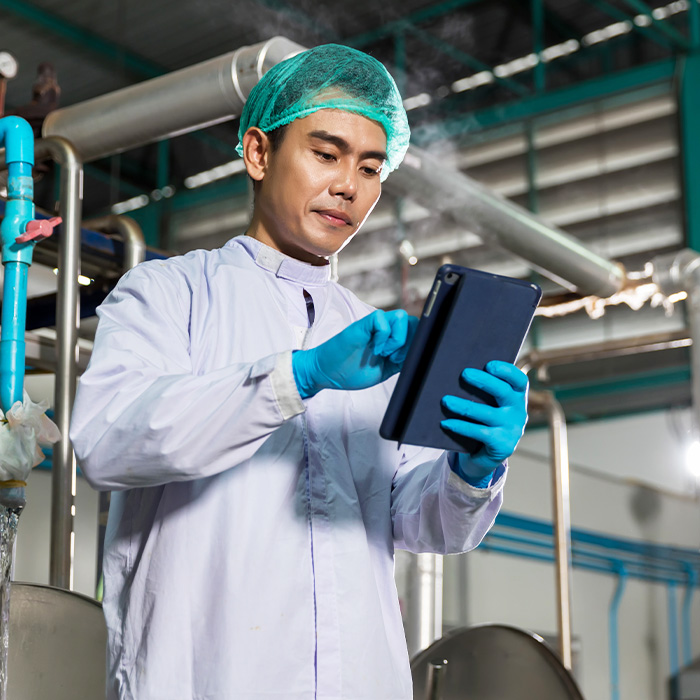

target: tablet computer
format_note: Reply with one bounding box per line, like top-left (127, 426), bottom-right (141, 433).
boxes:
top-left (379, 264), bottom-right (542, 454)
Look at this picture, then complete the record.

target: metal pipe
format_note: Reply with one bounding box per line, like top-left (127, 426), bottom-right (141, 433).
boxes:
top-left (424, 659), bottom-right (447, 700)
top-left (83, 215), bottom-right (146, 270)
top-left (529, 390), bottom-right (573, 669)
top-left (406, 553), bottom-right (443, 658)
top-left (30, 137), bottom-right (84, 590)
top-left (653, 250), bottom-right (700, 442)
top-left (609, 567), bottom-right (627, 700)
top-left (519, 330), bottom-right (691, 375)
top-left (386, 145), bottom-right (627, 298)
top-left (42, 37), bottom-right (304, 163)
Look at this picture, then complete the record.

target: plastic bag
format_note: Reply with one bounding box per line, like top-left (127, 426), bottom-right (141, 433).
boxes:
top-left (0, 391), bottom-right (61, 482)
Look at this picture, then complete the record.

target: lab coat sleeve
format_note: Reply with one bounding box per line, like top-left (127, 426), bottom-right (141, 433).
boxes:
top-left (390, 445), bottom-right (506, 555)
top-left (70, 264), bottom-right (305, 491)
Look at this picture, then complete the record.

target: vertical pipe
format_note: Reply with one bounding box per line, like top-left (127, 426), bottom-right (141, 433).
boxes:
top-left (0, 263), bottom-right (29, 411)
top-left (33, 137), bottom-right (84, 591)
top-left (682, 567), bottom-right (696, 667)
top-left (679, 54), bottom-right (700, 253)
top-left (531, 0), bottom-right (545, 92)
top-left (668, 582), bottom-right (680, 678)
top-left (547, 394), bottom-right (574, 669)
top-left (0, 118), bottom-right (35, 413)
top-left (425, 659), bottom-right (448, 700)
top-left (609, 567), bottom-right (627, 700)
top-left (406, 553), bottom-right (443, 657)
top-left (0, 116), bottom-right (35, 514)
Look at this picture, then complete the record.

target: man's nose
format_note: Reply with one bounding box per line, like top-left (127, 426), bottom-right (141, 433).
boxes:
top-left (329, 163), bottom-right (358, 201)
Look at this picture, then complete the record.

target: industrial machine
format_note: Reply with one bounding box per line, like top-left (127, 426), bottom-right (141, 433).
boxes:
top-left (411, 624), bottom-right (585, 700)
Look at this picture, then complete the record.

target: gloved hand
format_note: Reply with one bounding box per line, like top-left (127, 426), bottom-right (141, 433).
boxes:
top-left (292, 310), bottom-right (418, 399)
top-left (441, 361), bottom-right (529, 487)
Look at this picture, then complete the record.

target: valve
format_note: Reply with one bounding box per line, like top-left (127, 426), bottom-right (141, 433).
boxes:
top-left (15, 216), bottom-right (62, 244)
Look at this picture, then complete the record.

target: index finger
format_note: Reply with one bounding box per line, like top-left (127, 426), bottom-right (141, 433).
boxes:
top-left (485, 361), bottom-right (529, 393)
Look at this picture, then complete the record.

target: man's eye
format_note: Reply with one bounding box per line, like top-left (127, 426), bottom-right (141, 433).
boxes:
top-left (362, 166), bottom-right (381, 177)
top-left (315, 151), bottom-right (336, 162)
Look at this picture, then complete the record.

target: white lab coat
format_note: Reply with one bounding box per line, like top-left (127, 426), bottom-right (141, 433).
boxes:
top-left (70, 235), bottom-right (506, 700)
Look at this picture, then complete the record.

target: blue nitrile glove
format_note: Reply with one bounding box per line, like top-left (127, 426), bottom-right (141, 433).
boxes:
top-left (292, 310), bottom-right (419, 399)
top-left (441, 361), bottom-right (529, 488)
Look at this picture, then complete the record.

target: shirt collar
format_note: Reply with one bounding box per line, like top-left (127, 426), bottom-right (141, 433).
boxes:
top-left (227, 235), bottom-right (331, 286)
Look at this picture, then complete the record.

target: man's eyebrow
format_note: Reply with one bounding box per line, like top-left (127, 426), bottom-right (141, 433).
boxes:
top-left (308, 130), bottom-right (387, 163)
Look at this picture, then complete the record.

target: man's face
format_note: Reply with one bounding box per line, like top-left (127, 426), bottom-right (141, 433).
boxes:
top-left (245, 109), bottom-right (387, 264)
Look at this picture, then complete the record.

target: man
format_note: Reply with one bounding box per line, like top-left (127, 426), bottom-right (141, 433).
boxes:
top-left (71, 44), bottom-right (529, 700)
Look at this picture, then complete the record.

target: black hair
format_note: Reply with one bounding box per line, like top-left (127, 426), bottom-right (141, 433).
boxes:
top-left (266, 124), bottom-right (289, 152)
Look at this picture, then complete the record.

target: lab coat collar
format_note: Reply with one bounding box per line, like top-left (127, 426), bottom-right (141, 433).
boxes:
top-left (229, 235), bottom-right (331, 287)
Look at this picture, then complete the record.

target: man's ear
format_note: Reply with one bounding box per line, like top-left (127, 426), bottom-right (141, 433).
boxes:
top-left (242, 127), bottom-right (270, 183)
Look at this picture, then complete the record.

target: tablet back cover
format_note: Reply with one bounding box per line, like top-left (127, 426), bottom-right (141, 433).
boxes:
top-left (380, 266), bottom-right (541, 454)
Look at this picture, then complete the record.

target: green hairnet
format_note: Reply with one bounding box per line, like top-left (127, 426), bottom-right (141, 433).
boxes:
top-left (236, 44), bottom-right (410, 181)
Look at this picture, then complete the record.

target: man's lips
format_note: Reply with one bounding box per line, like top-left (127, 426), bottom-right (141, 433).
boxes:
top-left (315, 209), bottom-right (353, 226)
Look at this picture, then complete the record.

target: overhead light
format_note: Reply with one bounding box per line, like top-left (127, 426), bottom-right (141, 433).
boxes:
top-left (540, 39), bottom-right (580, 62)
top-left (494, 53), bottom-right (539, 78)
top-left (111, 194), bottom-right (149, 215)
top-left (582, 20), bottom-right (633, 46)
top-left (184, 159), bottom-right (247, 189)
top-left (451, 70), bottom-right (494, 93)
top-left (686, 441), bottom-right (700, 478)
top-left (403, 93), bottom-right (432, 111)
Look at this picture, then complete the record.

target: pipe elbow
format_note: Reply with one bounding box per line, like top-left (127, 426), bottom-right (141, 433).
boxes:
top-left (0, 116), bottom-right (34, 166)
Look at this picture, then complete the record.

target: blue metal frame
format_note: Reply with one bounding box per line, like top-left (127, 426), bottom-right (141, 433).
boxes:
top-left (669, 583), bottom-right (680, 677)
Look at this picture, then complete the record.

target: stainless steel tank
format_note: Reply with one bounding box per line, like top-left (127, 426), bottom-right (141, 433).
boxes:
top-left (7, 582), bottom-right (107, 699)
top-left (411, 624), bottom-right (585, 700)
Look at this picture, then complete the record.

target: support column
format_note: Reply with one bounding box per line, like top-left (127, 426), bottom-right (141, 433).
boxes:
top-left (679, 52), bottom-right (700, 252)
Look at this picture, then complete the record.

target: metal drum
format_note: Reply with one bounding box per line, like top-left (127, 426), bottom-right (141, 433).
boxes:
top-left (7, 582), bottom-right (107, 700)
top-left (411, 624), bottom-right (585, 700)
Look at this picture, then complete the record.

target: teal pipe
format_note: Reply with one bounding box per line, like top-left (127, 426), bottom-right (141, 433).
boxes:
top-left (609, 567), bottom-right (627, 700)
top-left (668, 582), bottom-right (680, 677)
top-left (682, 566), bottom-right (696, 667)
top-left (0, 116), bottom-right (35, 413)
top-left (0, 116), bottom-right (35, 512)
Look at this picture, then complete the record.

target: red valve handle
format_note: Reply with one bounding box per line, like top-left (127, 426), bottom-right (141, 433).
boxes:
top-left (15, 216), bottom-right (63, 244)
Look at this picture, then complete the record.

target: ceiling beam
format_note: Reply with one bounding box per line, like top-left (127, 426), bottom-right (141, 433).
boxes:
top-left (411, 58), bottom-right (675, 144)
top-left (403, 24), bottom-right (529, 96)
top-left (0, 0), bottom-right (164, 80)
top-left (346, 0), bottom-right (487, 48)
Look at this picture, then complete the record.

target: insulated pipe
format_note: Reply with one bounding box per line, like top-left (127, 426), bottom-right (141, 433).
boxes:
top-left (42, 37), bottom-right (304, 163)
top-left (528, 390), bottom-right (573, 670)
top-left (42, 36), bottom-right (624, 301)
top-left (405, 553), bottom-right (443, 657)
top-left (84, 215), bottom-right (147, 271)
top-left (385, 146), bottom-right (627, 298)
top-left (652, 250), bottom-right (700, 442)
